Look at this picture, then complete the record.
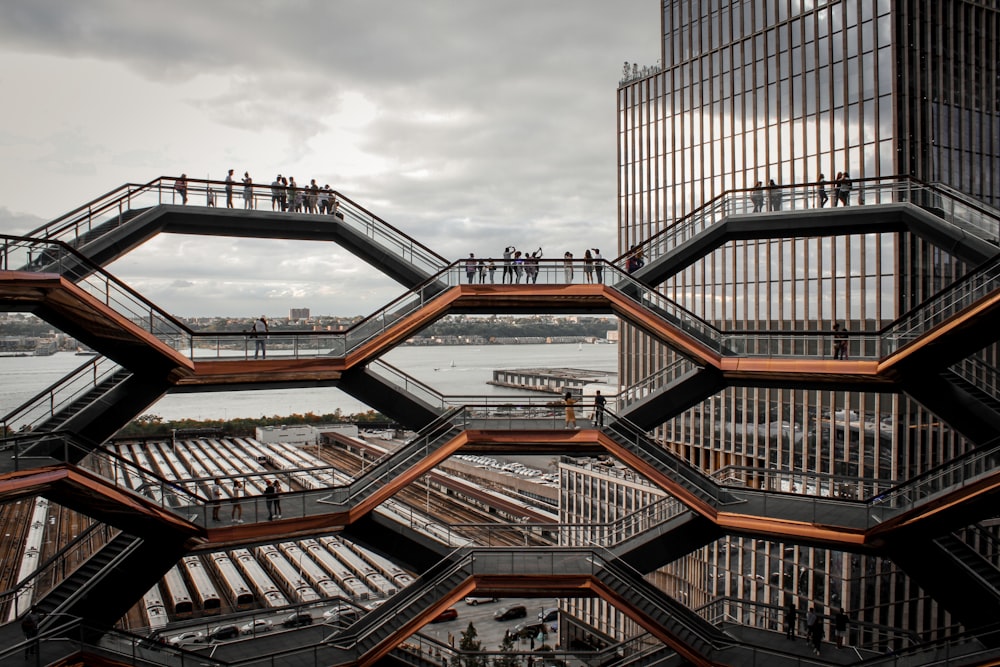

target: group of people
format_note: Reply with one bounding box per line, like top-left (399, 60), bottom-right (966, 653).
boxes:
top-left (817, 171), bottom-right (854, 207)
top-left (211, 477), bottom-right (284, 523)
top-left (786, 604), bottom-right (850, 655)
top-left (625, 246), bottom-right (645, 273)
top-left (462, 247), bottom-right (607, 285)
top-left (750, 172), bottom-right (855, 212)
top-left (751, 178), bottom-right (787, 212)
top-left (563, 391), bottom-right (607, 429)
top-left (172, 172), bottom-right (343, 217)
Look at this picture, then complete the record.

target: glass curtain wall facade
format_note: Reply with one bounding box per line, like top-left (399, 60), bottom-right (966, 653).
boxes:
top-left (612, 0), bottom-right (999, 640)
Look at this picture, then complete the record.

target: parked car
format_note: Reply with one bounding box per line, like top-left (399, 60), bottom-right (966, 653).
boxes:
top-left (431, 608), bottom-right (458, 623)
top-left (240, 619), bottom-right (273, 635)
top-left (494, 605), bottom-right (528, 621)
top-left (281, 612), bottom-right (314, 628)
top-left (167, 630), bottom-right (204, 647)
top-left (324, 605), bottom-right (362, 628)
top-left (538, 607), bottom-right (559, 622)
top-left (464, 596), bottom-right (498, 606)
top-left (515, 621), bottom-right (549, 640)
top-left (207, 624), bottom-right (240, 642)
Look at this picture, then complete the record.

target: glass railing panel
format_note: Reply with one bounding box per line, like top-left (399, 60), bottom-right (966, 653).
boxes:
top-left (366, 360), bottom-right (447, 409)
top-left (619, 359), bottom-right (699, 411)
top-left (0, 235), bottom-right (194, 352)
top-left (600, 411), bottom-right (722, 504)
top-left (0, 522), bottom-right (120, 619)
top-left (27, 181), bottom-right (164, 247)
top-left (949, 357), bottom-right (1000, 404)
top-left (188, 332), bottom-right (348, 360)
top-left (695, 597), bottom-right (923, 652)
top-left (33, 176), bottom-right (450, 279)
top-left (599, 263), bottom-right (725, 351)
top-left (622, 177), bottom-right (1000, 271)
top-left (881, 257), bottom-right (1000, 355)
top-left (912, 182), bottom-right (1000, 244)
top-left (868, 438), bottom-right (1000, 517)
top-left (0, 357), bottom-right (123, 434)
top-left (719, 330), bottom-right (882, 359)
top-left (336, 196), bottom-right (447, 277)
top-left (711, 465), bottom-right (897, 501)
top-left (178, 178), bottom-right (449, 278)
top-left (0, 235), bottom-right (45, 273)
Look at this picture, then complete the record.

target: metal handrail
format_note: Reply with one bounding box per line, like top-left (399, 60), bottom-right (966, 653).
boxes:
top-left (617, 175), bottom-right (1000, 265)
top-left (0, 356), bottom-right (125, 435)
top-left (24, 175), bottom-right (448, 275)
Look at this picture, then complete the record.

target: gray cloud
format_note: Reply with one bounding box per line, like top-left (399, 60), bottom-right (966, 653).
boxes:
top-left (0, 0), bottom-right (659, 316)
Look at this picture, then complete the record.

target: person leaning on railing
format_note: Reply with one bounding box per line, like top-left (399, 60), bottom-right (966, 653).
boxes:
top-left (173, 174), bottom-right (188, 205)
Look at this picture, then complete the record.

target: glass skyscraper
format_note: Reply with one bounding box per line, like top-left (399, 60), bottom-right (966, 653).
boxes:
top-left (612, 0), bottom-right (1000, 639)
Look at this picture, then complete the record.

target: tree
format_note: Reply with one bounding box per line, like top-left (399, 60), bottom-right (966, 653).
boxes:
top-left (457, 622), bottom-right (488, 667)
top-left (492, 629), bottom-right (519, 667)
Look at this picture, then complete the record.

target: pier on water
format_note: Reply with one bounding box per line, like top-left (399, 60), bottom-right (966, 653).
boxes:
top-left (488, 367), bottom-right (616, 396)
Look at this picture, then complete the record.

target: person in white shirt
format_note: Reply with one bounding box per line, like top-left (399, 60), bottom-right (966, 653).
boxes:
top-left (251, 316), bottom-right (269, 359)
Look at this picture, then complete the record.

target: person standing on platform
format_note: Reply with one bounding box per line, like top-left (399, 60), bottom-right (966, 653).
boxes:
top-left (563, 251), bottom-right (574, 283)
top-left (487, 260), bottom-right (496, 284)
top-left (785, 602), bottom-right (797, 639)
top-left (768, 178), bottom-right (782, 211)
top-left (264, 479), bottom-right (276, 521)
top-left (230, 480), bottom-right (244, 523)
top-left (838, 171), bottom-right (852, 206)
top-left (583, 249), bottom-right (595, 283)
top-left (751, 180), bottom-right (765, 212)
top-left (817, 174), bottom-right (828, 207)
top-left (590, 248), bottom-right (604, 283)
top-left (270, 175), bottom-right (282, 210)
top-left (211, 478), bottom-right (223, 521)
top-left (806, 607), bottom-right (822, 655)
top-left (833, 322), bottom-right (849, 360)
top-left (465, 254), bottom-right (477, 284)
top-left (174, 174), bottom-right (188, 204)
top-left (272, 480), bottom-right (283, 518)
top-left (832, 172), bottom-right (843, 207)
top-left (251, 315), bottom-right (269, 359)
top-left (225, 169), bottom-right (235, 208)
top-left (834, 609), bottom-right (849, 648)
top-left (563, 392), bottom-right (578, 429)
top-left (593, 390), bottom-right (607, 427)
top-left (477, 258), bottom-right (487, 283)
top-left (242, 172), bottom-right (254, 209)
top-left (502, 246), bottom-right (515, 284)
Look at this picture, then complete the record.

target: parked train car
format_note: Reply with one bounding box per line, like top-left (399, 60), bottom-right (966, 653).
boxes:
top-left (277, 541), bottom-right (349, 600)
top-left (181, 555), bottom-right (221, 615)
top-left (319, 536), bottom-right (395, 597)
top-left (142, 584), bottom-right (168, 633)
top-left (253, 544), bottom-right (320, 605)
top-left (230, 548), bottom-right (289, 608)
top-left (300, 538), bottom-right (371, 600)
top-left (344, 539), bottom-right (414, 589)
top-left (208, 551), bottom-right (255, 610)
top-left (270, 442), bottom-right (339, 487)
top-left (162, 565), bottom-right (194, 618)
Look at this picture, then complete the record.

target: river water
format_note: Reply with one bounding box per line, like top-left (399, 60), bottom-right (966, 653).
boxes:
top-left (0, 344), bottom-right (618, 421)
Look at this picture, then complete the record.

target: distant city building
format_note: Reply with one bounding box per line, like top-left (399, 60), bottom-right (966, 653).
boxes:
top-left (255, 423), bottom-right (357, 446)
top-left (606, 0), bottom-right (1000, 642)
top-left (289, 308), bottom-right (310, 320)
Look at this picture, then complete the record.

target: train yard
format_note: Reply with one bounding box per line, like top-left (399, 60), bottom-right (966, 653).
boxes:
top-left (2, 431), bottom-right (563, 636)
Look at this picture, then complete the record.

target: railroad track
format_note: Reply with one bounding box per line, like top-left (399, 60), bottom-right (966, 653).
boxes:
top-left (321, 448), bottom-right (553, 548)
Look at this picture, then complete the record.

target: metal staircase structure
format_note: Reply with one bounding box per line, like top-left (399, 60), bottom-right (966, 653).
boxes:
top-left (4, 177), bottom-right (1000, 666)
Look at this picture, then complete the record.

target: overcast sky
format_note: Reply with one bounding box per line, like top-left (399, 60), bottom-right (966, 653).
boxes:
top-left (0, 1), bottom-right (660, 318)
